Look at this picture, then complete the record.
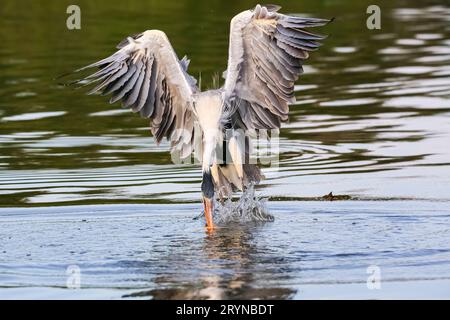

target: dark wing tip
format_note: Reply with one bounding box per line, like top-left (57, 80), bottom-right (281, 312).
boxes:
top-left (263, 4), bottom-right (282, 12)
top-left (116, 32), bottom-right (143, 49)
top-left (54, 70), bottom-right (87, 88)
top-left (53, 71), bottom-right (73, 81)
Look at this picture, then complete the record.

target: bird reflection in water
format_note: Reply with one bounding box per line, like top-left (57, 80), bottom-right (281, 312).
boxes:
top-left (124, 224), bottom-right (294, 299)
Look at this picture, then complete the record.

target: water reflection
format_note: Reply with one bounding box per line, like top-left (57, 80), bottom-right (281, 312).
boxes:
top-left (124, 225), bottom-right (295, 299)
top-left (2, 201), bottom-right (449, 299)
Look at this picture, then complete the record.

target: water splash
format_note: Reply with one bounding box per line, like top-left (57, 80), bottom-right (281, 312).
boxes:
top-left (212, 184), bottom-right (274, 225)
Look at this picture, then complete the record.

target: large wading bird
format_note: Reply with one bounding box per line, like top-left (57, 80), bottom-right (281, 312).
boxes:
top-left (65, 4), bottom-right (330, 232)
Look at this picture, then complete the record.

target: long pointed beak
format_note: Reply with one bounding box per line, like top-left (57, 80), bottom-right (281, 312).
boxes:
top-left (202, 196), bottom-right (215, 232)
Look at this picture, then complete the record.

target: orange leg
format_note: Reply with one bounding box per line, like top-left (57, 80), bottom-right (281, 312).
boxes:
top-left (203, 197), bottom-right (216, 232)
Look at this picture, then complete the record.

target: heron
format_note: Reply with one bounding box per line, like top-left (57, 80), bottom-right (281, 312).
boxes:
top-left (64, 4), bottom-right (330, 232)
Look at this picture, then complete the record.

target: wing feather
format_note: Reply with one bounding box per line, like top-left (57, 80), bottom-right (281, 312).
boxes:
top-left (70, 30), bottom-right (198, 155)
top-left (104, 63), bottom-right (136, 97)
top-left (125, 62), bottom-right (146, 109)
top-left (224, 4), bottom-right (330, 129)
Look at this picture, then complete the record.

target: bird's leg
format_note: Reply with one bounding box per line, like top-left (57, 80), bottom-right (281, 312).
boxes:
top-left (203, 196), bottom-right (215, 232)
top-left (201, 170), bottom-right (216, 232)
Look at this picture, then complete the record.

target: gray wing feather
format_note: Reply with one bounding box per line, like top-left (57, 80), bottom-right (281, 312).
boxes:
top-left (134, 58), bottom-right (153, 111)
top-left (140, 58), bottom-right (158, 118)
top-left (110, 60), bottom-right (142, 103)
top-left (125, 62), bottom-right (146, 108)
top-left (72, 30), bottom-right (198, 154)
top-left (224, 4), bottom-right (330, 129)
top-left (103, 64), bottom-right (133, 96)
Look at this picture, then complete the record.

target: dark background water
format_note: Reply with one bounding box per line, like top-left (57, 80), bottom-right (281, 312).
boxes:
top-left (1, 0), bottom-right (449, 206)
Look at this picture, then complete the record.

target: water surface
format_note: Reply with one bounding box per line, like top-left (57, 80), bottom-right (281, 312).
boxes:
top-left (1, 201), bottom-right (450, 299)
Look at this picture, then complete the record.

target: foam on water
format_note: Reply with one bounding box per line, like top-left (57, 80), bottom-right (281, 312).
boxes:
top-left (212, 185), bottom-right (274, 225)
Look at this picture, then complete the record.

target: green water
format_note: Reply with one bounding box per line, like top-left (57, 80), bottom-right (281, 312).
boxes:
top-left (0, 0), bottom-right (449, 206)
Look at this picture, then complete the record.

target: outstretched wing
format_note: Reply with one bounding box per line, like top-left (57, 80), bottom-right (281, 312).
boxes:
top-left (223, 4), bottom-right (330, 129)
top-left (71, 30), bottom-right (198, 157)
